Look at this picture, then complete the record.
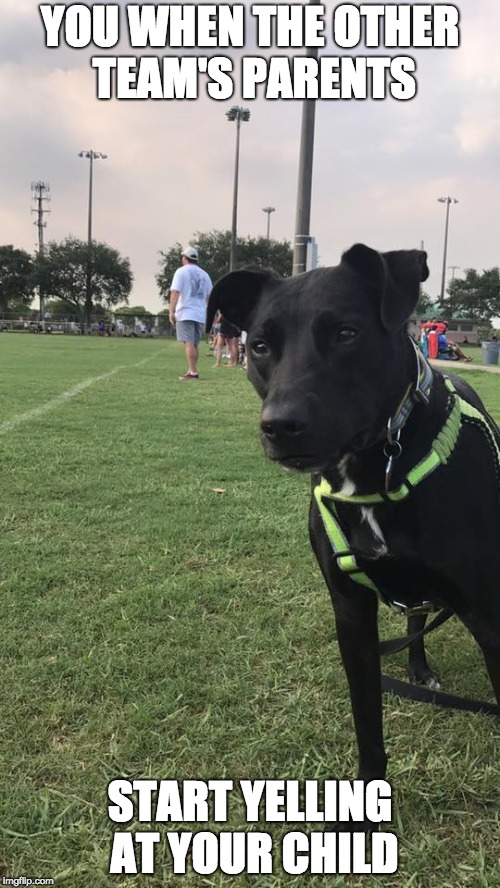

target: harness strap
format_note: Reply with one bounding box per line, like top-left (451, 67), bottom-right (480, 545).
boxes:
top-left (330, 383), bottom-right (500, 507)
top-left (315, 383), bottom-right (500, 609)
top-left (315, 381), bottom-right (500, 716)
top-left (329, 385), bottom-right (463, 505)
top-left (313, 478), bottom-right (380, 596)
top-left (390, 341), bottom-right (433, 432)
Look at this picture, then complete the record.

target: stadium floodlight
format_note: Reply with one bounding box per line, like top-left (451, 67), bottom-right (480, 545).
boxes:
top-left (225, 107), bottom-right (251, 270)
top-left (78, 150), bottom-right (108, 328)
top-left (437, 197), bottom-right (459, 303)
top-left (262, 206), bottom-right (276, 240)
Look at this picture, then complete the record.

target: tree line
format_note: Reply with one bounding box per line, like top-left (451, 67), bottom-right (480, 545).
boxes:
top-left (1, 233), bottom-right (499, 324)
top-left (0, 238), bottom-right (133, 323)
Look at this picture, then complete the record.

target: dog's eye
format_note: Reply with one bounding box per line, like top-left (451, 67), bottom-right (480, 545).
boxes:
top-left (336, 326), bottom-right (359, 344)
top-left (250, 339), bottom-right (270, 357)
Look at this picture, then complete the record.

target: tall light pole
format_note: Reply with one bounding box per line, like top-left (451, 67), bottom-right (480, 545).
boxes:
top-left (437, 196), bottom-right (458, 303)
top-left (78, 149), bottom-right (107, 329)
top-left (226, 106), bottom-right (250, 271)
top-left (262, 206), bottom-right (275, 240)
top-left (31, 181), bottom-right (51, 321)
top-left (293, 0), bottom-right (322, 275)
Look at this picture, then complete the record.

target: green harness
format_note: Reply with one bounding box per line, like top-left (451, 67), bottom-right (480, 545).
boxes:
top-left (314, 378), bottom-right (500, 609)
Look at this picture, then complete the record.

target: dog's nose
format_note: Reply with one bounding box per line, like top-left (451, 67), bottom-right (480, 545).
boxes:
top-left (260, 406), bottom-right (308, 441)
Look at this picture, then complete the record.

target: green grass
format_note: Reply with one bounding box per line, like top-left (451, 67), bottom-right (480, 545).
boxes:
top-left (0, 334), bottom-right (499, 887)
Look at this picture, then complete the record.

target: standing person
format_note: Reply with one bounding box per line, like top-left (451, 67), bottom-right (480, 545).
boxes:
top-left (169, 246), bottom-right (212, 380)
top-left (213, 312), bottom-right (240, 368)
top-left (419, 322), bottom-right (429, 358)
top-left (426, 324), bottom-right (439, 359)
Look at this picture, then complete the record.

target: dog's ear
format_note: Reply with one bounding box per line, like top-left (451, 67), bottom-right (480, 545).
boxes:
top-left (206, 268), bottom-right (279, 332)
top-left (342, 243), bottom-right (429, 330)
top-left (381, 248), bottom-right (429, 329)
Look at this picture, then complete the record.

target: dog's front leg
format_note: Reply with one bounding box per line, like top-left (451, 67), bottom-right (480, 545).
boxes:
top-left (309, 505), bottom-right (387, 784)
top-left (325, 585), bottom-right (389, 834)
top-left (310, 517), bottom-right (387, 832)
top-left (333, 588), bottom-right (387, 783)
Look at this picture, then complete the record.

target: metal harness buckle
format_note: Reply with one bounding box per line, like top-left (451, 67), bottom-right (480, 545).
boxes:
top-left (384, 419), bottom-right (402, 493)
top-left (390, 600), bottom-right (440, 617)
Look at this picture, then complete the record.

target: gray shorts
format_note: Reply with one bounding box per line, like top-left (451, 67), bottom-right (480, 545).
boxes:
top-left (176, 320), bottom-right (205, 345)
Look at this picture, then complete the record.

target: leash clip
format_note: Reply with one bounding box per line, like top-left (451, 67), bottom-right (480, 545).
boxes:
top-left (384, 419), bottom-right (402, 493)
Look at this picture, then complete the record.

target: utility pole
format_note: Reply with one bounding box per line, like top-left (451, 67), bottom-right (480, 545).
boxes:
top-left (292, 0), bottom-right (321, 276)
top-left (448, 265), bottom-right (460, 282)
top-left (31, 181), bottom-right (51, 321)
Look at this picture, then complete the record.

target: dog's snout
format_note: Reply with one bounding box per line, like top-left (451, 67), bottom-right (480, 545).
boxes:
top-left (260, 406), bottom-right (308, 441)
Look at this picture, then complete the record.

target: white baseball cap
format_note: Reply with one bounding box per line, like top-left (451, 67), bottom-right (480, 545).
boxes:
top-left (182, 246), bottom-right (198, 261)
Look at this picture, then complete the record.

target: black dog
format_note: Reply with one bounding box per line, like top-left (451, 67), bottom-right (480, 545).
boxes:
top-left (207, 244), bottom-right (500, 792)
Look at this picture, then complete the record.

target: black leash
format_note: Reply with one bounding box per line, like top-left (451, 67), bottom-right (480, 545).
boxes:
top-left (381, 674), bottom-right (500, 717)
top-left (379, 608), bottom-right (453, 656)
top-left (379, 610), bottom-right (500, 717)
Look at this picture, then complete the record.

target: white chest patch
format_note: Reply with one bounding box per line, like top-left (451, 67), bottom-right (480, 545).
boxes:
top-left (336, 456), bottom-right (389, 558)
top-left (337, 456), bottom-right (357, 496)
top-left (360, 507), bottom-right (389, 556)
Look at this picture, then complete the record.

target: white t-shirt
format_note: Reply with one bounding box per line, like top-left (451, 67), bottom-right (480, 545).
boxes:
top-left (170, 263), bottom-right (212, 323)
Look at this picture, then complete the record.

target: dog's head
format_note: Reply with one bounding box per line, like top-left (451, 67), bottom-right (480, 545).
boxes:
top-left (206, 244), bottom-right (429, 471)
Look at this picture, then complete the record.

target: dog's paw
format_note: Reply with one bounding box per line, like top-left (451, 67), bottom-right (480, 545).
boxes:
top-left (408, 667), bottom-right (441, 690)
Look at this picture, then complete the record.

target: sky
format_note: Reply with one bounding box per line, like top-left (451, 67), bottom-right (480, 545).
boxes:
top-left (1, 1), bottom-right (499, 315)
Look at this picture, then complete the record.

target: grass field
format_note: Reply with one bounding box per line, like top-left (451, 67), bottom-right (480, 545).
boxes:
top-left (0, 333), bottom-right (499, 887)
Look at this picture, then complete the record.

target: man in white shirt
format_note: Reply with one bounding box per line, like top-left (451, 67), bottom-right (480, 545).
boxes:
top-left (169, 247), bottom-right (212, 380)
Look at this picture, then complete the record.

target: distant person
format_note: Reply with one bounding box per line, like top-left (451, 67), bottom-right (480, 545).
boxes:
top-left (213, 312), bottom-right (240, 368)
top-left (427, 324), bottom-right (438, 359)
top-left (238, 331), bottom-right (247, 368)
top-left (169, 246), bottom-right (212, 380)
top-left (419, 322), bottom-right (429, 357)
top-left (438, 322), bottom-right (472, 362)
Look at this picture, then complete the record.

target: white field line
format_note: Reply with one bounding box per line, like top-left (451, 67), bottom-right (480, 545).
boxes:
top-left (0, 352), bottom-right (159, 435)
